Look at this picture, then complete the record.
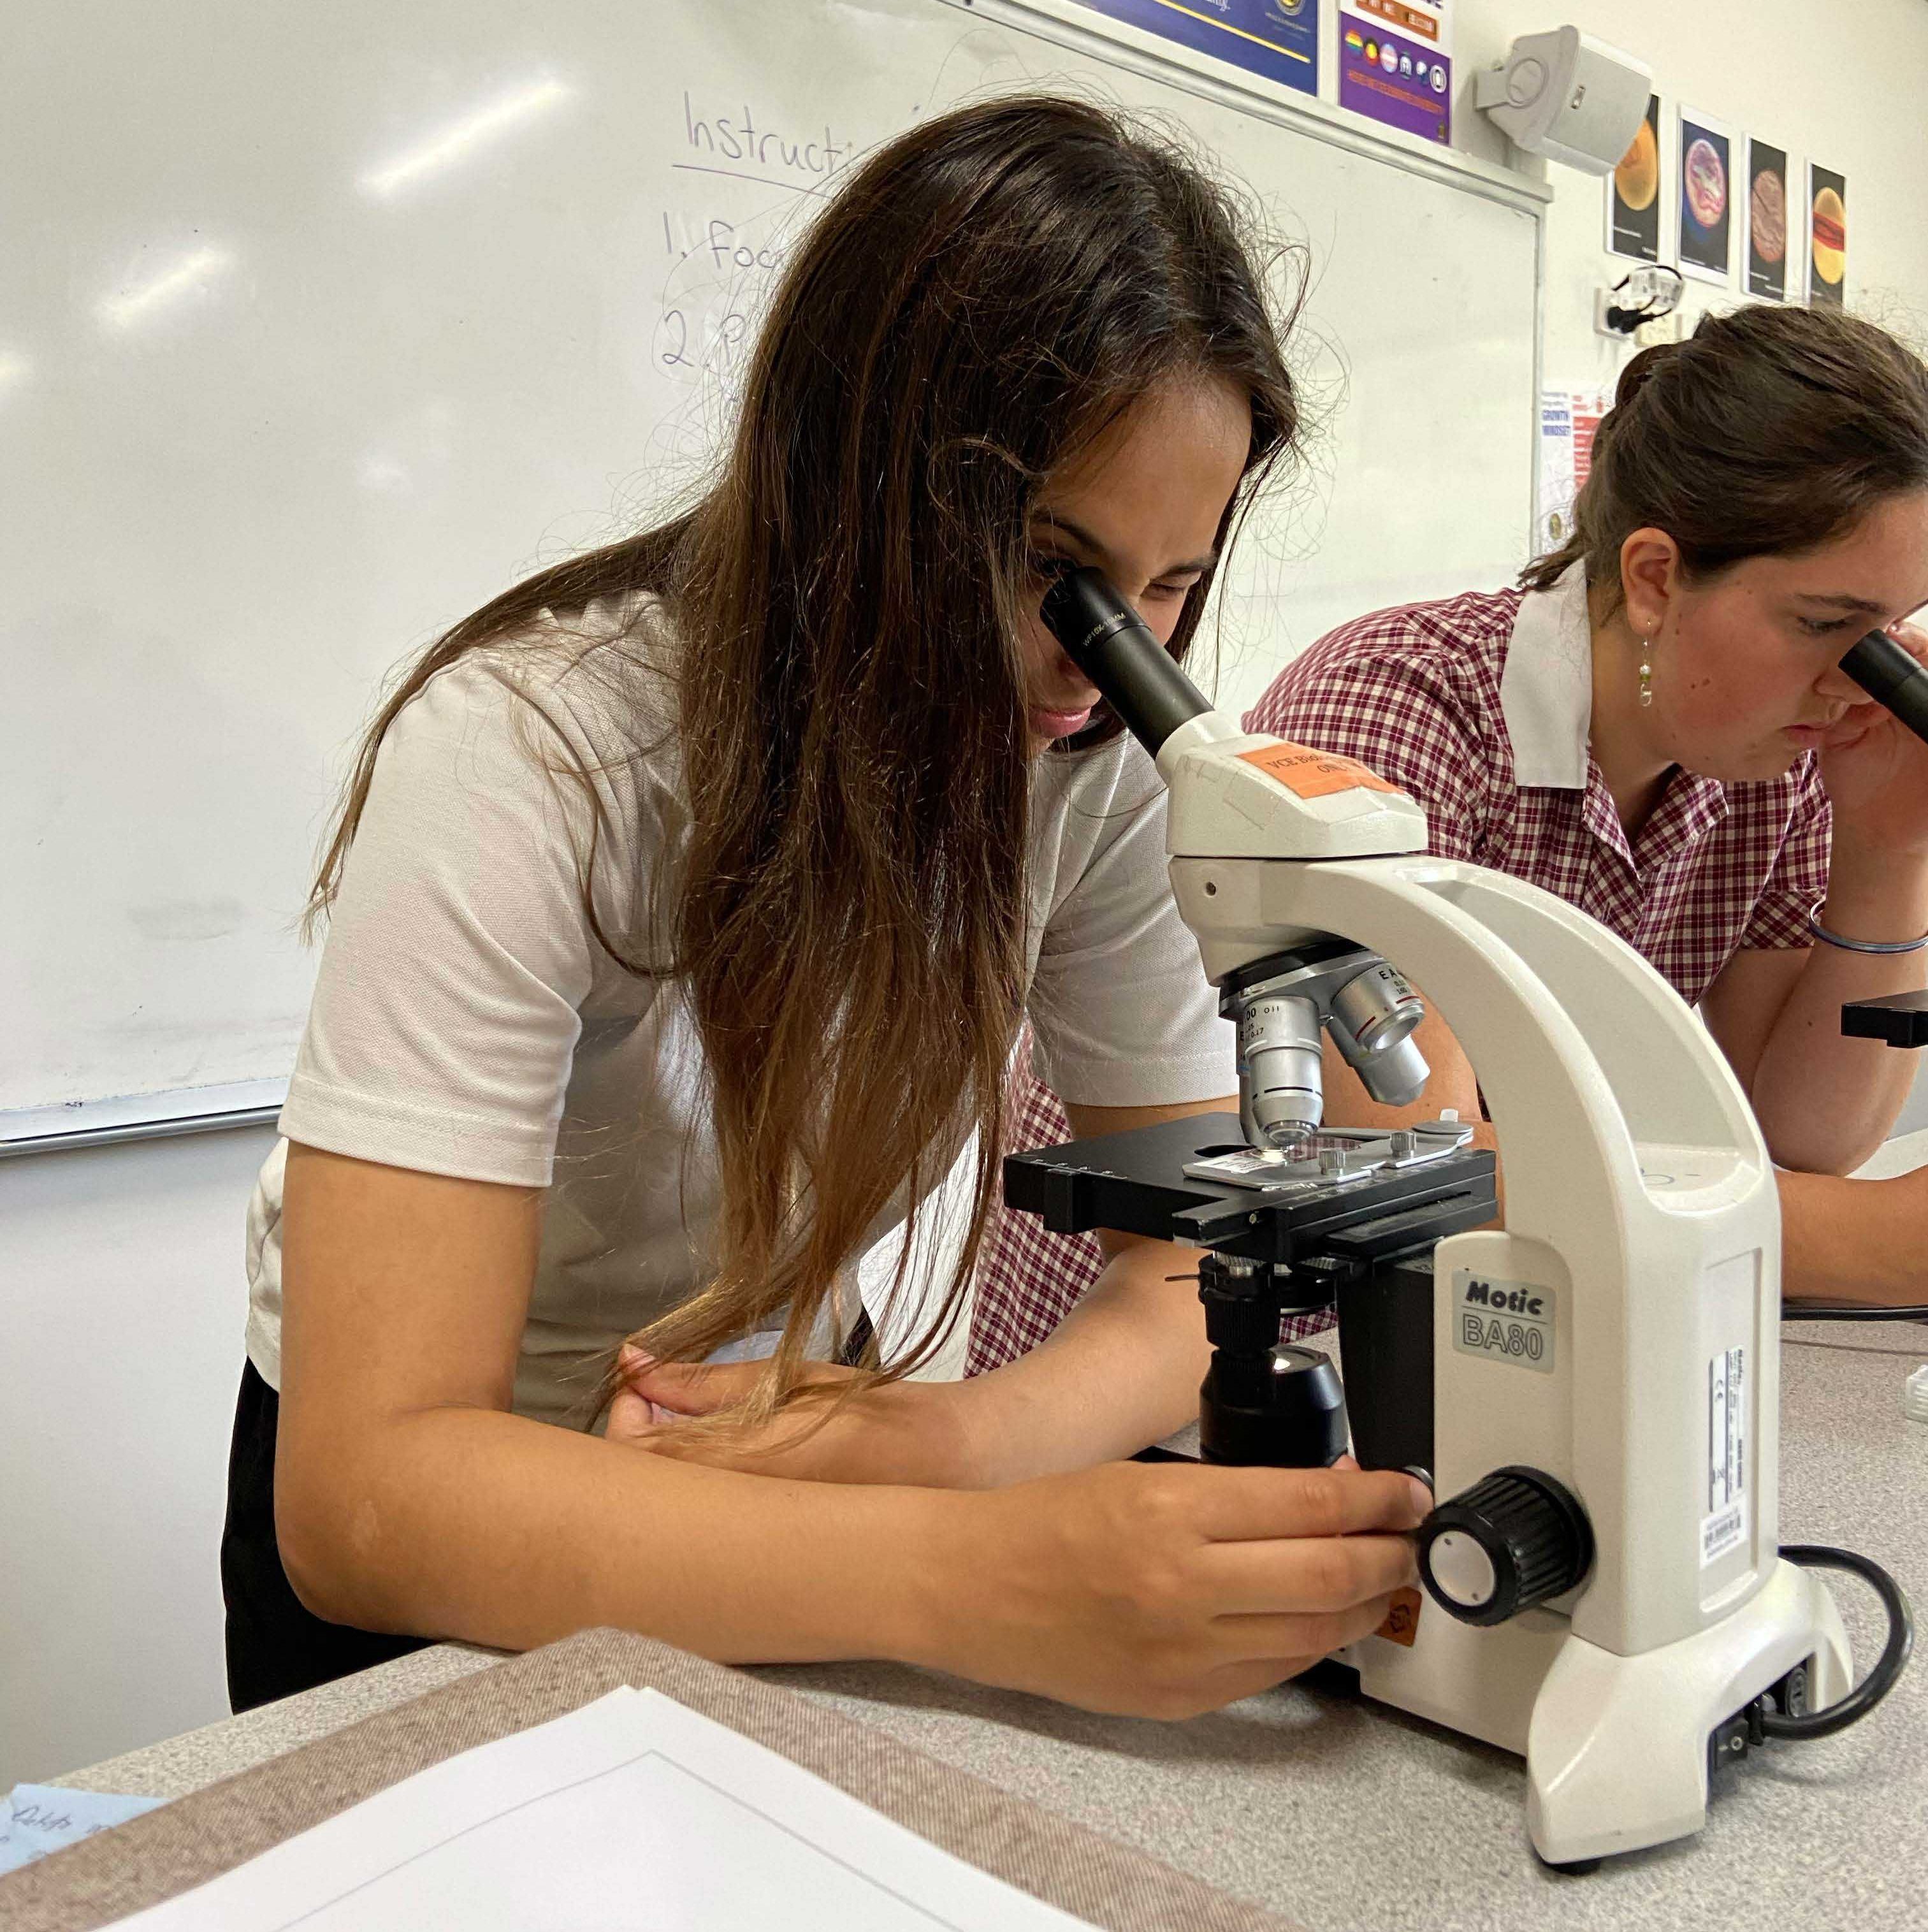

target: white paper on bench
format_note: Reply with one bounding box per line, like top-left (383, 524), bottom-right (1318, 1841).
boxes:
top-left (106, 1686), bottom-right (1093, 1931)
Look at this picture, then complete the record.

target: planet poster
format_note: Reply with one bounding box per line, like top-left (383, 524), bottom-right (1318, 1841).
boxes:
top-left (1809, 163), bottom-right (1847, 307)
top-left (1606, 94), bottom-right (1661, 263)
top-left (1745, 139), bottom-right (1788, 301)
top-left (1677, 108), bottom-right (1732, 284)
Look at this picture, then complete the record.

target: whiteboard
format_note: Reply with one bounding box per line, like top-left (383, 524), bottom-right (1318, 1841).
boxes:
top-left (0, 0), bottom-right (1541, 1129)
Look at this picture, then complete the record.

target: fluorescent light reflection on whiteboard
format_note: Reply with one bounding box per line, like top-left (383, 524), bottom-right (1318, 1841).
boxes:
top-left (98, 247), bottom-right (235, 331)
top-left (0, 350), bottom-right (31, 395)
top-left (360, 76), bottom-right (573, 198)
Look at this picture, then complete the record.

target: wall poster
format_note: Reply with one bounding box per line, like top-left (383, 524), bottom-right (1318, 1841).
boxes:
top-left (1677, 107), bottom-right (1733, 285)
top-left (1808, 163), bottom-right (1847, 307)
top-left (1744, 139), bottom-right (1789, 301)
top-left (1339, 0), bottom-right (1451, 145)
top-left (1606, 94), bottom-right (1661, 263)
top-left (1068, 0), bottom-right (1318, 95)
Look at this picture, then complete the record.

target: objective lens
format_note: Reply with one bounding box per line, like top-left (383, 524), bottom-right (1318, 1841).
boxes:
top-left (1331, 962), bottom-right (1424, 1052)
top-left (1328, 964), bottom-right (1431, 1105)
top-left (1238, 993), bottom-right (1323, 1148)
top-left (1354, 1032), bottom-right (1430, 1108)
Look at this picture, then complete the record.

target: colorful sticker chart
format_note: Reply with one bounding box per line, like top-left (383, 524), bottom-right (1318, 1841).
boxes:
top-left (1339, 0), bottom-right (1452, 146)
top-left (1606, 94), bottom-right (1662, 264)
top-left (1744, 138), bottom-right (1789, 301)
top-left (1809, 163), bottom-right (1847, 307)
top-left (1066, 0), bottom-right (1318, 95)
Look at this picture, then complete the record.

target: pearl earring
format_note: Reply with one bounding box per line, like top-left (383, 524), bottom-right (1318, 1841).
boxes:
top-left (1638, 639), bottom-right (1654, 709)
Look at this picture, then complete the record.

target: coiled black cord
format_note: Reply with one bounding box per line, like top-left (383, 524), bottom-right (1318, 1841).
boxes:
top-left (1760, 1545), bottom-right (1914, 1739)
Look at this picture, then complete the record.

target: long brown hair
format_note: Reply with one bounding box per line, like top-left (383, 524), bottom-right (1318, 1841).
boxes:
top-left (1524, 303), bottom-right (1928, 597)
top-left (310, 96), bottom-right (1303, 1430)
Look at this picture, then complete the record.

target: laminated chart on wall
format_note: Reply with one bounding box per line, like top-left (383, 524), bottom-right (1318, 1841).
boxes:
top-left (1338, 0), bottom-right (1451, 145)
top-left (1065, 0), bottom-right (1317, 95)
top-left (1536, 388), bottom-right (1609, 553)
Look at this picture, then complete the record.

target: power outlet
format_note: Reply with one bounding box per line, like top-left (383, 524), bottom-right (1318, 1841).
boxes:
top-left (1593, 287), bottom-right (1632, 338)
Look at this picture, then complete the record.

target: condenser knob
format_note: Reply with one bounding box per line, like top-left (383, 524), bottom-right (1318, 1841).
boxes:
top-left (1417, 1467), bottom-right (1593, 1627)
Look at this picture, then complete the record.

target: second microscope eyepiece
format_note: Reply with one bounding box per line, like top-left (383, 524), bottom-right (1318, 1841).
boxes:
top-left (1842, 628), bottom-right (1928, 748)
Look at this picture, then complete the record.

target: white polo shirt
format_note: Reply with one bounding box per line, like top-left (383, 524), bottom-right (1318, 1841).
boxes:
top-left (244, 599), bottom-right (1234, 1428)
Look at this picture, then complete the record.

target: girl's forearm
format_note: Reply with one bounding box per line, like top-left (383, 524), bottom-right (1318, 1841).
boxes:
top-left (1778, 1166), bottom-right (1928, 1304)
top-left (946, 1242), bottom-right (1210, 1486)
top-left (278, 1401), bottom-right (961, 1666)
top-left (1751, 848), bottom-right (1928, 1173)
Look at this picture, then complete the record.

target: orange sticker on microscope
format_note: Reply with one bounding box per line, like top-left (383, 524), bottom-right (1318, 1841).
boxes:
top-left (1239, 740), bottom-right (1400, 799)
top-left (1377, 1587), bottom-right (1422, 1647)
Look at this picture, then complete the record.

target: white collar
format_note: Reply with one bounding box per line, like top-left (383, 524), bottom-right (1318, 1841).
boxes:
top-left (1499, 562), bottom-right (1594, 789)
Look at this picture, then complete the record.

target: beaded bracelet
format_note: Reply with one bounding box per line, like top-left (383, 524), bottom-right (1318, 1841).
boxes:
top-left (1808, 901), bottom-right (1928, 955)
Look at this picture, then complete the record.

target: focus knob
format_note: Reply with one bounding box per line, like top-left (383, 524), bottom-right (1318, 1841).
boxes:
top-left (1417, 1467), bottom-right (1592, 1627)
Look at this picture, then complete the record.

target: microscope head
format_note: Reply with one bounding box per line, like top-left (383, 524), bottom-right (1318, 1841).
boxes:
top-left (1039, 568), bottom-right (1426, 860)
top-left (1038, 565), bottom-right (1433, 1151)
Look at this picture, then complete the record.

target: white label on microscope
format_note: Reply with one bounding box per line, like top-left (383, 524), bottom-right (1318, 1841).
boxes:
top-left (1451, 1271), bottom-right (1555, 1375)
top-left (1702, 1346), bottom-right (1748, 1565)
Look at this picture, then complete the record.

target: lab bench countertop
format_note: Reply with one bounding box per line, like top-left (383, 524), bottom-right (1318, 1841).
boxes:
top-left (54, 1319), bottom-right (1928, 1932)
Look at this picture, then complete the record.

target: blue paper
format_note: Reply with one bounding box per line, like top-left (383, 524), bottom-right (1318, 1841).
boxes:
top-left (0, 1783), bottom-right (166, 1875)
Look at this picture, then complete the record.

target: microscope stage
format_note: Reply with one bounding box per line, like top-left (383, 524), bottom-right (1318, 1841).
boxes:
top-left (1004, 1112), bottom-right (1498, 1265)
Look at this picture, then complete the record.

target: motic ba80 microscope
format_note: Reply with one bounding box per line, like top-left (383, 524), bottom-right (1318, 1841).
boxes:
top-left (1010, 569), bottom-right (1892, 1867)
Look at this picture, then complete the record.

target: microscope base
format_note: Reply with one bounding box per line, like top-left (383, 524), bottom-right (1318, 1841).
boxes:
top-left (1525, 1560), bottom-right (1850, 1863)
top-left (1358, 1560), bottom-right (1850, 1863)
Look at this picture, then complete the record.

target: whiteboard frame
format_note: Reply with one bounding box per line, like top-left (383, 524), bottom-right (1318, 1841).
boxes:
top-left (0, 1079), bottom-right (287, 1159)
top-left (11, 0), bottom-right (1549, 1153)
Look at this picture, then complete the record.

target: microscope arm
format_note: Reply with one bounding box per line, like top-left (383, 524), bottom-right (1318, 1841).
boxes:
top-left (1044, 567), bottom-right (1781, 1658)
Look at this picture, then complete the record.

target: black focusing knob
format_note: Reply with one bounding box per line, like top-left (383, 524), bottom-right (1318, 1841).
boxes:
top-left (1417, 1467), bottom-right (1593, 1627)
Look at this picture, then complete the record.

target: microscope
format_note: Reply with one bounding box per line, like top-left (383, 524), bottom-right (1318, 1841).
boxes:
top-left (1010, 568), bottom-right (1859, 1866)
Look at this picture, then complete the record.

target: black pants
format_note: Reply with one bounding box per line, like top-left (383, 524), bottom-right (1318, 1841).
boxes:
top-left (220, 1360), bottom-right (430, 1713)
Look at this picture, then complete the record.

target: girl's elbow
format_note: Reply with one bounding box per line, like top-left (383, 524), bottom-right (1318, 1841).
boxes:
top-left (272, 1450), bottom-right (408, 1632)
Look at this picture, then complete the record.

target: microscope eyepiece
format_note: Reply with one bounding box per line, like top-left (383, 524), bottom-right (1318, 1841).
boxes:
top-left (1038, 566), bottom-right (1212, 758)
top-left (1841, 628), bottom-right (1928, 747)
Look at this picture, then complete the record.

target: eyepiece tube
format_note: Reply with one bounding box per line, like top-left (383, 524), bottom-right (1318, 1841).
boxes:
top-left (1843, 629), bottom-right (1928, 748)
top-left (1039, 566), bottom-right (1212, 758)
